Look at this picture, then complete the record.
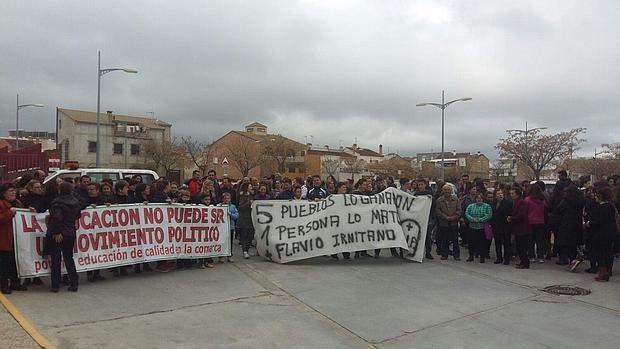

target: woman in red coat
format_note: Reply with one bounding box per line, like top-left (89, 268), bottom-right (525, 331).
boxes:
top-left (0, 184), bottom-right (26, 294)
top-left (508, 187), bottom-right (531, 269)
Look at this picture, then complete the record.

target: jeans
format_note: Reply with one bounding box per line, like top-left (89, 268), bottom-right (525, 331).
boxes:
top-left (239, 228), bottom-right (254, 252)
top-left (51, 236), bottom-right (78, 289)
top-left (439, 225), bottom-right (460, 258)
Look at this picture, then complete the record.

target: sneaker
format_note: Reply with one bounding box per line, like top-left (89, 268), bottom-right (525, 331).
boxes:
top-left (243, 252), bottom-right (250, 259)
top-left (205, 262), bottom-right (215, 268)
top-left (197, 263), bottom-right (206, 269)
top-left (454, 257), bottom-right (461, 261)
top-left (568, 259), bottom-right (581, 272)
top-left (440, 256), bottom-right (448, 260)
top-left (227, 257), bottom-right (234, 263)
top-left (538, 259), bottom-right (545, 264)
top-left (219, 257), bottom-right (226, 263)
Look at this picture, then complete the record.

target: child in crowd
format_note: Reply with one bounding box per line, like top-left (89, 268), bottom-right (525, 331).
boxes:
top-left (198, 194), bottom-right (215, 269)
top-left (219, 192), bottom-right (239, 263)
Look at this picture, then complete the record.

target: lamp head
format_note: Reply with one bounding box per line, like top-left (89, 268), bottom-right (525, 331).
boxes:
top-left (123, 69), bottom-right (138, 74)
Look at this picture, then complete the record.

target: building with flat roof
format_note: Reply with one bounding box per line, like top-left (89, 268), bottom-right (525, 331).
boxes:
top-left (56, 108), bottom-right (171, 169)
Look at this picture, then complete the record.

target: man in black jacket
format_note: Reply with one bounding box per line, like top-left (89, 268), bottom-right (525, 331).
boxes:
top-left (48, 182), bottom-right (82, 292)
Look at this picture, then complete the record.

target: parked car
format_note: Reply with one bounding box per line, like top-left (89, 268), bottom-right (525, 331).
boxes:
top-left (530, 180), bottom-right (556, 193)
top-left (43, 168), bottom-right (159, 185)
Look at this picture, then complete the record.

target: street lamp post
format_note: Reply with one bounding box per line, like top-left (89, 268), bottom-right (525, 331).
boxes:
top-left (96, 50), bottom-right (138, 167)
top-left (416, 90), bottom-right (472, 181)
top-left (16, 93), bottom-right (44, 151)
top-left (506, 122), bottom-right (547, 179)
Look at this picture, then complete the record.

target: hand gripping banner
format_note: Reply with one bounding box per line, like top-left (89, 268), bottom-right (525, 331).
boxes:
top-left (252, 187), bottom-right (431, 263)
top-left (13, 203), bottom-right (231, 278)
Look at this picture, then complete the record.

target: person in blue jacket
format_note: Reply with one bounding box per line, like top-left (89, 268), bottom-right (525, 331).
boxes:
top-left (219, 192), bottom-right (238, 263)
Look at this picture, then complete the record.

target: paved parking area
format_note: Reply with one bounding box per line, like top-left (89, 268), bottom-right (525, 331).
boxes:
top-left (2, 248), bottom-right (619, 349)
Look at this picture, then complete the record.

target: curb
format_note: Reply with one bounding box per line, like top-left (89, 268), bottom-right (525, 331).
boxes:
top-left (0, 294), bottom-right (57, 349)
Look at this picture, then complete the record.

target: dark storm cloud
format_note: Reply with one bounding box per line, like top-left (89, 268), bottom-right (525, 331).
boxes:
top-left (1, 0), bottom-right (619, 159)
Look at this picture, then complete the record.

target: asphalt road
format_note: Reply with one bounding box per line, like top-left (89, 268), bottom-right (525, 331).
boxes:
top-left (2, 246), bottom-right (619, 349)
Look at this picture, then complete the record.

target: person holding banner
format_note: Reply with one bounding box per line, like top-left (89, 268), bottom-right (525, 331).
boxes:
top-left (414, 178), bottom-right (437, 260)
top-left (0, 184), bottom-right (27, 294)
top-left (332, 182), bottom-right (352, 260)
top-left (83, 182), bottom-right (107, 282)
top-left (307, 175), bottom-right (329, 201)
top-left (48, 182), bottom-right (82, 293)
top-left (112, 180), bottom-right (131, 204)
top-left (22, 180), bottom-right (48, 213)
top-left (219, 192), bottom-right (238, 263)
top-left (353, 178), bottom-right (373, 259)
top-left (197, 194), bottom-right (216, 269)
top-left (132, 183), bottom-right (154, 274)
top-left (237, 183), bottom-right (255, 259)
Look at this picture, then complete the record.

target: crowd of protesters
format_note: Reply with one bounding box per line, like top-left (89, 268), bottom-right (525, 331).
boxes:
top-left (1, 168), bottom-right (619, 294)
top-left (440, 171), bottom-right (620, 282)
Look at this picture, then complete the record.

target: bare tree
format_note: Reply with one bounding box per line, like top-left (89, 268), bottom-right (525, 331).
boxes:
top-left (181, 136), bottom-right (213, 175)
top-left (342, 158), bottom-right (367, 182)
top-left (496, 128), bottom-right (586, 180)
top-left (226, 136), bottom-right (263, 177)
top-left (143, 137), bottom-right (190, 174)
top-left (261, 135), bottom-right (303, 174)
top-left (321, 158), bottom-right (341, 178)
top-left (601, 142), bottom-right (620, 159)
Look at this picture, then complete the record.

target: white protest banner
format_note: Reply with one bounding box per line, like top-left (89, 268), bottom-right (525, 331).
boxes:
top-left (13, 203), bottom-right (231, 278)
top-left (252, 187), bottom-right (431, 263)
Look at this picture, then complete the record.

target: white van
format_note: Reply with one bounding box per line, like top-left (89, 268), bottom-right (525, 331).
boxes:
top-left (43, 168), bottom-right (159, 185)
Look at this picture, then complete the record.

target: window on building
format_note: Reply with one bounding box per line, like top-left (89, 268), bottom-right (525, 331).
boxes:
top-left (113, 143), bottom-right (123, 155)
top-left (131, 144), bottom-right (140, 156)
top-left (63, 141), bottom-right (70, 162)
top-left (88, 141), bottom-right (97, 153)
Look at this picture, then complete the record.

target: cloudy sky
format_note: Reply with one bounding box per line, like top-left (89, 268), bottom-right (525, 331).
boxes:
top-left (1, 0), bottom-right (619, 160)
